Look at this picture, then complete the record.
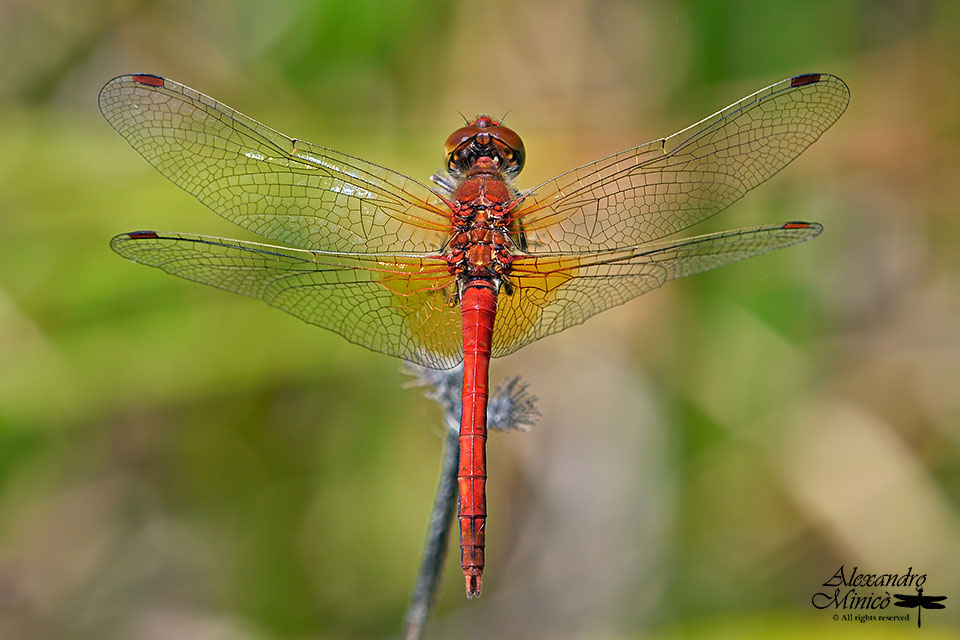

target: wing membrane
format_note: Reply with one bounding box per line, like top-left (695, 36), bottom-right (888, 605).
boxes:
top-left (100, 74), bottom-right (451, 253)
top-left (492, 222), bottom-right (822, 356)
top-left (514, 74), bottom-right (848, 252)
top-left (111, 231), bottom-right (462, 368)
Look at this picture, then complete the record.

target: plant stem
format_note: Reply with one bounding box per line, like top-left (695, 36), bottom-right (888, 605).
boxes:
top-left (402, 429), bottom-right (460, 640)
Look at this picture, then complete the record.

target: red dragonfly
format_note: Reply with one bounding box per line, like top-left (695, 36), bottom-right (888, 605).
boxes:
top-left (101, 72), bottom-right (848, 598)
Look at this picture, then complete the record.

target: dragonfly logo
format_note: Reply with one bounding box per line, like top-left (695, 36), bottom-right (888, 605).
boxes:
top-left (894, 588), bottom-right (948, 628)
top-left (812, 565), bottom-right (947, 628)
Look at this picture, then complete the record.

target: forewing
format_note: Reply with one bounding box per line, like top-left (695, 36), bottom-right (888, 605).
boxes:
top-left (492, 222), bottom-right (821, 357)
top-left (111, 231), bottom-right (462, 368)
top-left (100, 74), bottom-right (451, 253)
top-left (514, 74), bottom-right (848, 252)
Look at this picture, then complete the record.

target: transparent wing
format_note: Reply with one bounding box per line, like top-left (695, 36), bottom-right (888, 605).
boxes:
top-left (111, 231), bottom-right (462, 368)
top-left (492, 222), bottom-right (821, 357)
top-left (100, 74), bottom-right (451, 253)
top-left (513, 74), bottom-right (848, 252)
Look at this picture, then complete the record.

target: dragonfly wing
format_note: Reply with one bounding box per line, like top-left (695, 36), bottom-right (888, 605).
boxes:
top-left (514, 74), bottom-right (848, 252)
top-left (493, 222), bottom-right (821, 357)
top-left (112, 231), bottom-right (462, 368)
top-left (100, 74), bottom-right (451, 253)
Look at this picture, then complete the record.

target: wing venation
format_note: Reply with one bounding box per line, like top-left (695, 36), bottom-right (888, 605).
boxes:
top-left (111, 231), bottom-right (462, 368)
top-left (513, 74), bottom-right (848, 252)
top-left (100, 74), bottom-right (451, 253)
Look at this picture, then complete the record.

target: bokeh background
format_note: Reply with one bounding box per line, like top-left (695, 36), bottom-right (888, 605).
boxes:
top-left (1, 1), bottom-right (959, 638)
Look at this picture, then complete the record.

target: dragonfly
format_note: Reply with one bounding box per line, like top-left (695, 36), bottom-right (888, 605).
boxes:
top-left (101, 71), bottom-right (849, 598)
top-left (894, 588), bottom-right (947, 628)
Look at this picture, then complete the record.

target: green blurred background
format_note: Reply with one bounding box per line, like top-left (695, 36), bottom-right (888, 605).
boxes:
top-left (1, 1), bottom-right (959, 638)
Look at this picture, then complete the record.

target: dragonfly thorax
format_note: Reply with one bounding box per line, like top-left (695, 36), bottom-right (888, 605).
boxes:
top-left (444, 174), bottom-right (516, 281)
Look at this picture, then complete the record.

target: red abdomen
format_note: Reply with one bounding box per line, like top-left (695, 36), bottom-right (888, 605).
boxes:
top-left (458, 280), bottom-right (497, 598)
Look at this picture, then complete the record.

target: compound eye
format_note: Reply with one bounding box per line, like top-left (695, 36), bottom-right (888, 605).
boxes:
top-left (444, 126), bottom-right (480, 158)
top-left (486, 126), bottom-right (524, 156)
top-left (486, 125), bottom-right (525, 172)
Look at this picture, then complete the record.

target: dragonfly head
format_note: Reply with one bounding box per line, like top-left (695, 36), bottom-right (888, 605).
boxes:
top-left (444, 115), bottom-right (525, 178)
